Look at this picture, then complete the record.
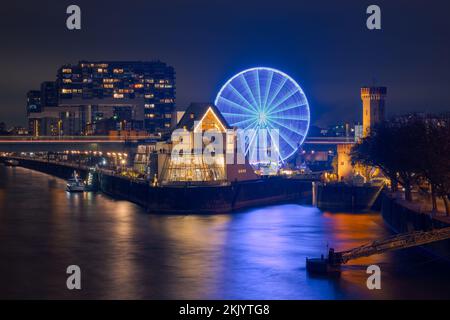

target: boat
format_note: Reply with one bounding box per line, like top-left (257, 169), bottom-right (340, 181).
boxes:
top-left (4, 159), bottom-right (19, 167)
top-left (66, 171), bottom-right (86, 192)
top-left (306, 257), bottom-right (341, 276)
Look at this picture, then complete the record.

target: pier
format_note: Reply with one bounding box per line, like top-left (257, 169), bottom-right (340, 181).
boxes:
top-left (307, 226), bottom-right (450, 274)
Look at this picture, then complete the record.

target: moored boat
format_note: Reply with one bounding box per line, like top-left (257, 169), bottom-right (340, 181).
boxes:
top-left (4, 159), bottom-right (19, 167)
top-left (66, 171), bottom-right (86, 192)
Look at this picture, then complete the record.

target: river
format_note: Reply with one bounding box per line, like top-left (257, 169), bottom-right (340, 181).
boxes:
top-left (1, 165), bottom-right (449, 299)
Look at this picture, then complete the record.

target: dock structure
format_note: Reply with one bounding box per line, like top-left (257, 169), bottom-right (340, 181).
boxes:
top-left (307, 226), bottom-right (450, 274)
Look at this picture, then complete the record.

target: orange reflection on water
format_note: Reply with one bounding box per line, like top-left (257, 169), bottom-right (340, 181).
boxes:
top-left (147, 214), bottom-right (231, 298)
top-left (322, 211), bottom-right (394, 298)
top-left (322, 212), bottom-right (388, 249)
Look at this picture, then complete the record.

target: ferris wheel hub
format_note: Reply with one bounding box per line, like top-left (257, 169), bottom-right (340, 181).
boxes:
top-left (258, 112), bottom-right (268, 126)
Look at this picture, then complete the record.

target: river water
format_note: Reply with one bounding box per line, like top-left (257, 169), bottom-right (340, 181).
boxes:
top-left (1, 165), bottom-right (450, 299)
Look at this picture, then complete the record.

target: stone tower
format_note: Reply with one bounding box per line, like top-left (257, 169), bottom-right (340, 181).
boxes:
top-left (361, 86), bottom-right (387, 137)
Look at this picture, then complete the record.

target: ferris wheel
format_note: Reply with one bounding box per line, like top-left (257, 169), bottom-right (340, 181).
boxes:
top-left (215, 67), bottom-right (310, 164)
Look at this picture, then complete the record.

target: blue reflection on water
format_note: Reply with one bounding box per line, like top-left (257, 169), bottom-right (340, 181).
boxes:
top-left (1, 165), bottom-right (450, 299)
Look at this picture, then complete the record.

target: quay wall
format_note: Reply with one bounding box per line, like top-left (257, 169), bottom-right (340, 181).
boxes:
top-left (381, 194), bottom-right (450, 260)
top-left (2, 157), bottom-right (313, 214)
top-left (3, 157), bottom-right (89, 180)
top-left (317, 183), bottom-right (383, 212)
top-left (100, 173), bottom-right (313, 214)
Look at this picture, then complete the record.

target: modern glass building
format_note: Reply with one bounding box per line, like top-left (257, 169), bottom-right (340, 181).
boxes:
top-left (27, 61), bottom-right (175, 136)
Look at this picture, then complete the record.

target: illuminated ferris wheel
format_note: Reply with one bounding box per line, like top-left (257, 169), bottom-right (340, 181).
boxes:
top-left (215, 67), bottom-right (310, 163)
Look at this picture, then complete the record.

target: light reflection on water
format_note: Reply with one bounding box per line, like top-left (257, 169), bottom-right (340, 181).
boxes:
top-left (0, 165), bottom-right (450, 299)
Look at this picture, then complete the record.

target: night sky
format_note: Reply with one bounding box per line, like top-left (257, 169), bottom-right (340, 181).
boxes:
top-left (1, 0), bottom-right (450, 127)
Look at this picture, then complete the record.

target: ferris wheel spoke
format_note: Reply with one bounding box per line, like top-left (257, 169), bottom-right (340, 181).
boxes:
top-left (268, 118), bottom-right (304, 144)
top-left (231, 117), bottom-right (258, 127)
top-left (266, 128), bottom-right (283, 163)
top-left (262, 70), bottom-right (274, 112)
top-left (235, 118), bottom-right (258, 154)
top-left (269, 114), bottom-right (309, 121)
top-left (222, 112), bottom-right (254, 118)
top-left (239, 75), bottom-right (260, 110)
top-left (268, 101), bottom-right (308, 116)
top-left (242, 118), bottom-right (258, 131)
top-left (228, 83), bottom-right (259, 114)
top-left (265, 77), bottom-right (287, 111)
top-left (255, 69), bottom-right (262, 109)
top-left (245, 125), bottom-right (259, 155)
top-left (266, 88), bottom-right (300, 115)
top-left (278, 134), bottom-right (297, 155)
top-left (267, 117), bottom-right (301, 135)
top-left (267, 122), bottom-right (298, 154)
top-left (218, 95), bottom-right (257, 115)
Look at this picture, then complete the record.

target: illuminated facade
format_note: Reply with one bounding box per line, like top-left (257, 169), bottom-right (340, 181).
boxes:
top-left (361, 86), bottom-right (387, 137)
top-left (157, 103), bottom-right (257, 185)
top-left (336, 86), bottom-right (387, 181)
top-left (337, 143), bottom-right (353, 181)
top-left (27, 61), bottom-right (175, 136)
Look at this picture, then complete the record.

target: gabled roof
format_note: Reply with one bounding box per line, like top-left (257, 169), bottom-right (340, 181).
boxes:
top-left (176, 102), bottom-right (231, 130)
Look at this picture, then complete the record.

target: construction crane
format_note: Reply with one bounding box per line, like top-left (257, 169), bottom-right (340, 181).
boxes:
top-left (307, 226), bottom-right (450, 274)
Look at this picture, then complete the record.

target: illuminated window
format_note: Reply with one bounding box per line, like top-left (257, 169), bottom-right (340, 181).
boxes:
top-left (117, 89), bottom-right (132, 94)
top-left (61, 89), bottom-right (72, 94)
top-left (62, 68), bottom-right (72, 73)
top-left (113, 68), bottom-right (124, 74)
top-left (63, 79), bottom-right (72, 83)
top-left (146, 114), bottom-right (155, 118)
top-left (145, 104), bottom-right (155, 109)
top-left (103, 84), bottom-right (114, 88)
top-left (145, 94), bottom-right (154, 99)
top-left (113, 93), bottom-right (124, 99)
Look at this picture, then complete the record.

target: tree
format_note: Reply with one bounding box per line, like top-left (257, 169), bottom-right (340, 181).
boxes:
top-left (418, 118), bottom-right (450, 215)
top-left (351, 117), bottom-right (424, 201)
top-left (352, 114), bottom-right (450, 214)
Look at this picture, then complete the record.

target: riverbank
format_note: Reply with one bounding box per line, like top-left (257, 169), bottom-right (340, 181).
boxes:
top-left (382, 193), bottom-right (450, 261)
top-left (0, 156), bottom-right (90, 180)
top-left (3, 165), bottom-right (450, 299)
top-left (1, 156), bottom-right (313, 214)
top-left (316, 183), bottom-right (384, 212)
